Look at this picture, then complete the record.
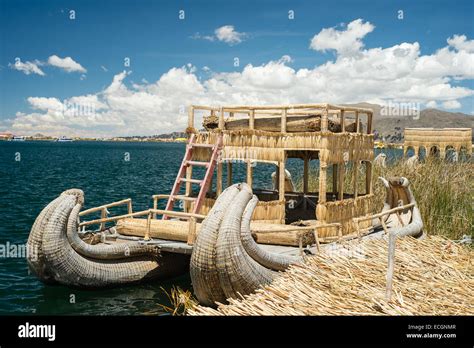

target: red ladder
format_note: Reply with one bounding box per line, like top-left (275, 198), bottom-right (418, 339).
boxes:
top-left (162, 134), bottom-right (222, 219)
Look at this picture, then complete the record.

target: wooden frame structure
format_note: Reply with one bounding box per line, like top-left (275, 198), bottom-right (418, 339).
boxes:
top-left (185, 103), bottom-right (375, 238)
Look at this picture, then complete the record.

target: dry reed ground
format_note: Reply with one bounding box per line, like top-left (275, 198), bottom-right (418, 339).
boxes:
top-left (186, 160), bottom-right (473, 315)
top-left (189, 236), bottom-right (473, 315)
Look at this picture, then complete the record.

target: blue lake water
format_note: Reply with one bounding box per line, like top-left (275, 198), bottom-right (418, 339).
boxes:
top-left (0, 140), bottom-right (397, 315)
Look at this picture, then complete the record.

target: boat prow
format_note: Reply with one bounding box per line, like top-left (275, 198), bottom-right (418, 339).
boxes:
top-left (26, 189), bottom-right (189, 287)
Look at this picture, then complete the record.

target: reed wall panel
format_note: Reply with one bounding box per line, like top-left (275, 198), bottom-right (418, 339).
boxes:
top-left (193, 131), bottom-right (374, 164)
top-left (197, 197), bottom-right (284, 222)
top-left (316, 194), bottom-right (375, 237)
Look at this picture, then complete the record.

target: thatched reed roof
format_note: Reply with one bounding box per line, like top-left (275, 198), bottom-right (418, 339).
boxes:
top-left (189, 236), bottom-right (473, 315)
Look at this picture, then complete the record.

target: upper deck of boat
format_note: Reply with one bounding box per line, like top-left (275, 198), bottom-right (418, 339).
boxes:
top-left (188, 103), bottom-right (375, 164)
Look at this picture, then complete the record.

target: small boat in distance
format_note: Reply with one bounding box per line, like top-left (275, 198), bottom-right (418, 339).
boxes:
top-left (11, 136), bottom-right (26, 141)
top-left (56, 136), bottom-right (74, 142)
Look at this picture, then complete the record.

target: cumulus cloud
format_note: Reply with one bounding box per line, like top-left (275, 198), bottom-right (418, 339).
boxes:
top-left (310, 19), bottom-right (374, 55)
top-left (447, 34), bottom-right (474, 53)
top-left (47, 55), bottom-right (87, 73)
top-left (215, 25), bottom-right (246, 44)
top-left (9, 60), bottom-right (45, 76)
top-left (192, 25), bottom-right (246, 45)
top-left (8, 19), bottom-right (474, 137)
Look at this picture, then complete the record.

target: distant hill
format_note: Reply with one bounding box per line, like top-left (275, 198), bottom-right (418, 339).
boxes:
top-left (345, 102), bottom-right (474, 143)
top-left (153, 131), bottom-right (187, 139)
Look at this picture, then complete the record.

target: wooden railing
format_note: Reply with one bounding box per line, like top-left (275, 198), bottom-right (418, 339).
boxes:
top-left (352, 203), bottom-right (415, 238)
top-left (78, 196), bottom-right (205, 242)
top-left (152, 194), bottom-right (196, 219)
top-left (188, 103), bottom-right (373, 135)
top-left (79, 198), bottom-right (133, 231)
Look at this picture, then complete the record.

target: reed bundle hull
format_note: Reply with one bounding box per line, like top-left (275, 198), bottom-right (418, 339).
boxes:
top-left (26, 189), bottom-right (189, 288)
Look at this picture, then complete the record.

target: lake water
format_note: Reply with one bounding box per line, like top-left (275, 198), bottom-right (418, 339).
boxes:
top-left (0, 140), bottom-right (396, 315)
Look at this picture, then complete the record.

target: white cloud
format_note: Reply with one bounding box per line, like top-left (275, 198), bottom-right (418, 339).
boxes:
top-left (447, 34), bottom-right (474, 53)
top-left (191, 25), bottom-right (246, 45)
top-left (27, 97), bottom-right (64, 112)
top-left (310, 19), bottom-right (374, 55)
top-left (215, 25), bottom-right (246, 45)
top-left (101, 65), bottom-right (108, 72)
top-left (442, 100), bottom-right (461, 109)
top-left (47, 55), bottom-right (86, 73)
top-left (9, 60), bottom-right (45, 76)
top-left (8, 19), bottom-right (474, 137)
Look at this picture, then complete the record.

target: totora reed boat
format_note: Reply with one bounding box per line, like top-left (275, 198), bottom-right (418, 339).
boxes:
top-left (27, 103), bottom-right (424, 306)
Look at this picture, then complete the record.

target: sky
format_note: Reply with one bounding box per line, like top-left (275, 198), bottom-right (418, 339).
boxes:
top-left (0, 0), bottom-right (473, 137)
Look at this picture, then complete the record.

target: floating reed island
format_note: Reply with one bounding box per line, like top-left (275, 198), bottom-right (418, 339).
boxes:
top-left (28, 103), bottom-right (431, 306)
top-left (189, 235), bottom-right (474, 316)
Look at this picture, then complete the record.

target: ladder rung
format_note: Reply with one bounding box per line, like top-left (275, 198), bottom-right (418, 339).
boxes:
top-left (179, 178), bottom-right (203, 185)
top-left (190, 143), bottom-right (215, 149)
top-left (186, 160), bottom-right (209, 167)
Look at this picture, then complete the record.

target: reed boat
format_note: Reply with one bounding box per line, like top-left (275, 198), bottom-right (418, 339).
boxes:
top-left (27, 103), bottom-right (423, 305)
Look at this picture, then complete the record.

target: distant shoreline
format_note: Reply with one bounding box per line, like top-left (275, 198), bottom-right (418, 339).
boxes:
top-left (0, 138), bottom-right (187, 143)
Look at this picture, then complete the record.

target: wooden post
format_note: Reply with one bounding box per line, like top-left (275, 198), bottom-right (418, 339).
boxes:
top-left (313, 228), bottom-right (321, 254)
top-left (321, 108), bottom-right (328, 132)
top-left (332, 164), bottom-right (337, 197)
top-left (386, 232), bottom-right (396, 301)
top-left (153, 197), bottom-right (157, 219)
top-left (338, 162), bottom-right (344, 200)
top-left (318, 161), bottom-right (327, 203)
top-left (216, 161), bottom-right (222, 195)
top-left (355, 111), bottom-right (360, 133)
top-left (218, 107), bottom-right (225, 130)
top-left (227, 162), bottom-right (233, 187)
top-left (353, 161), bottom-right (359, 198)
top-left (144, 212), bottom-right (151, 241)
top-left (281, 108), bottom-right (287, 133)
top-left (365, 161), bottom-right (372, 195)
top-left (127, 200), bottom-right (133, 215)
top-left (100, 208), bottom-right (107, 231)
top-left (187, 217), bottom-right (197, 245)
top-left (188, 106), bottom-right (194, 129)
top-left (249, 109), bottom-right (255, 130)
top-left (303, 153), bottom-right (309, 194)
top-left (367, 112), bottom-right (372, 134)
top-left (247, 160), bottom-right (253, 188)
top-left (279, 155), bottom-right (286, 223)
top-left (340, 110), bottom-right (345, 132)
